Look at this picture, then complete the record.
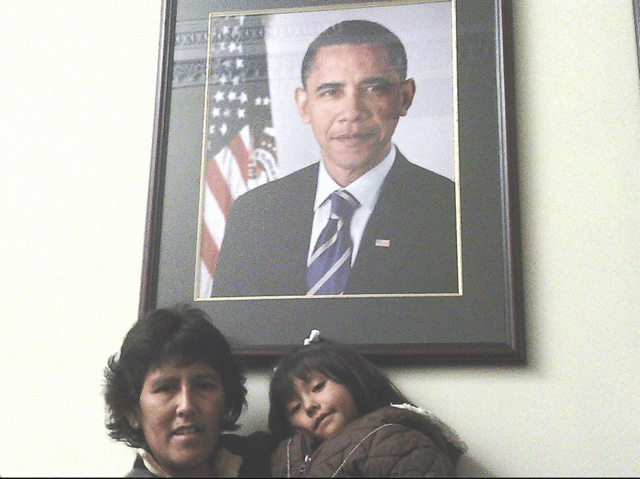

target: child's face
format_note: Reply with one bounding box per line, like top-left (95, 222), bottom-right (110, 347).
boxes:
top-left (286, 371), bottom-right (359, 442)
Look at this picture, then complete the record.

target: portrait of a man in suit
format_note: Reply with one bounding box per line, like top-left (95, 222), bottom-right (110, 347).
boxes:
top-left (211, 19), bottom-right (459, 298)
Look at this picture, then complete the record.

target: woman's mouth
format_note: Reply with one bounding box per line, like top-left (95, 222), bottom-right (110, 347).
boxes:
top-left (171, 425), bottom-right (203, 437)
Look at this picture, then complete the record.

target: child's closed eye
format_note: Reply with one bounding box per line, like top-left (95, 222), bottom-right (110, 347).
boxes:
top-left (287, 402), bottom-right (301, 416)
top-left (312, 380), bottom-right (326, 392)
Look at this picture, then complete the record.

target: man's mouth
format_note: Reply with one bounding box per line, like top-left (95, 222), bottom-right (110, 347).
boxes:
top-left (333, 132), bottom-right (373, 141)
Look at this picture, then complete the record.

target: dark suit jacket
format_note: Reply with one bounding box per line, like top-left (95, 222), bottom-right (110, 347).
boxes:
top-left (212, 151), bottom-right (458, 296)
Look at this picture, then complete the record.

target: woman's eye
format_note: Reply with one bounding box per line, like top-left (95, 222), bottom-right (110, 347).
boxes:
top-left (312, 381), bottom-right (325, 392)
top-left (153, 384), bottom-right (172, 393)
top-left (197, 381), bottom-right (216, 390)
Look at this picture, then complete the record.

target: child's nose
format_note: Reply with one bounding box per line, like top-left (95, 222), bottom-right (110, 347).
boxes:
top-left (303, 398), bottom-right (320, 416)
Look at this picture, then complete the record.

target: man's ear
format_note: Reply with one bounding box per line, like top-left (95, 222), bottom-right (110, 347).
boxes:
top-left (294, 87), bottom-right (311, 124)
top-left (399, 78), bottom-right (416, 116)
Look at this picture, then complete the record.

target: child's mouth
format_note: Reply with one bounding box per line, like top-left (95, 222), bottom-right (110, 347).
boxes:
top-left (314, 412), bottom-right (331, 430)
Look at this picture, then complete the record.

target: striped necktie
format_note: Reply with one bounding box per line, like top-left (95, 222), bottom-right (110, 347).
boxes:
top-left (306, 190), bottom-right (360, 296)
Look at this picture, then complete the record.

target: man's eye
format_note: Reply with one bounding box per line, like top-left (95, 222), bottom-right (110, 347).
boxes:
top-left (363, 83), bottom-right (390, 94)
top-left (318, 87), bottom-right (340, 97)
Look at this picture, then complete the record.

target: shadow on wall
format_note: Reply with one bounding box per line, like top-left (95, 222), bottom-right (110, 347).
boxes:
top-left (457, 454), bottom-right (497, 477)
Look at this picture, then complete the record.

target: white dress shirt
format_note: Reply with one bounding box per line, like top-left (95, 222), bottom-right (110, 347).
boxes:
top-left (308, 146), bottom-right (396, 265)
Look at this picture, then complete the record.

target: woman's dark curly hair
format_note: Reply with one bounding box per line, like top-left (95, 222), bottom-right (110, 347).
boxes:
top-left (103, 304), bottom-right (247, 449)
top-left (268, 337), bottom-right (411, 441)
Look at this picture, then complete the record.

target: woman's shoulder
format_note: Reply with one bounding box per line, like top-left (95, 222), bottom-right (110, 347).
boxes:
top-left (124, 468), bottom-right (156, 478)
top-left (218, 431), bottom-right (278, 477)
top-left (219, 430), bottom-right (276, 453)
top-left (123, 455), bottom-right (157, 478)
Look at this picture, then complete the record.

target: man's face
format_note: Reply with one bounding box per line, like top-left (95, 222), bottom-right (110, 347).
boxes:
top-left (295, 42), bottom-right (415, 186)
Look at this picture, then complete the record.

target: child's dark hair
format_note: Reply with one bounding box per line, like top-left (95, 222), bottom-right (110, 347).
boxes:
top-left (268, 337), bottom-right (411, 440)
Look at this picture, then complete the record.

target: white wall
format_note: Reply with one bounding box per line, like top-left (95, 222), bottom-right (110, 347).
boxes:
top-left (0, 0), bottom-right (638, 476)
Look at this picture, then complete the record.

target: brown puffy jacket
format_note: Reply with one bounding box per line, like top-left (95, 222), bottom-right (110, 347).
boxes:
top-left (271, 404), bottom-right (467, 477)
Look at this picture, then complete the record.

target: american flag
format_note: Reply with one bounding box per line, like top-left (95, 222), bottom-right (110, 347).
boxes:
top-left (198, 14), bottom-right (278, 298)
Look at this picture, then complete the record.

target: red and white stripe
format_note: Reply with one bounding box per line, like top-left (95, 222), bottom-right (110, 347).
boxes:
top-left (198, 125), bottom-right (253, 297)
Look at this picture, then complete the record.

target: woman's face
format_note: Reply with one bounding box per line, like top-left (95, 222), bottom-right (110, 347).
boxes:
top-left (133, 359), bottom-right (226, 477)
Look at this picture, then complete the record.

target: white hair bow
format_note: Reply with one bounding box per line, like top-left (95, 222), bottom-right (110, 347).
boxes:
top-left (303, 329), bottom-right (321, 346)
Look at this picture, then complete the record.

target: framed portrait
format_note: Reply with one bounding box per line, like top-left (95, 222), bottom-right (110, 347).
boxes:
top-left (141, 0), bottom-right (525, 364)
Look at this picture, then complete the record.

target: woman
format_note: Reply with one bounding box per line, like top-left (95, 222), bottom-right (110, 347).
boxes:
top-left (104, 304), bottom-right (274, 477)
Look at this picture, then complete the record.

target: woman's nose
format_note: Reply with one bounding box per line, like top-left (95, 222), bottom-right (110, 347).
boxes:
top-left (176, 386), bottom-right (195, 416)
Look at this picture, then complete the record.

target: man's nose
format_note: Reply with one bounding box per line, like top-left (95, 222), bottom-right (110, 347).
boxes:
top-left (339, 89), bottom-right (366, 121)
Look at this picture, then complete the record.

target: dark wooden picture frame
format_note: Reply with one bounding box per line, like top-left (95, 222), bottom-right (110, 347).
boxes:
top-left (140, 0), bottom-right (525, 365)
top-left (634, 0), bottom-right (640, 76)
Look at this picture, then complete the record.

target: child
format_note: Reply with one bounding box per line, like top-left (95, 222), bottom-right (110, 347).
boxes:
top-left (269, 330), bottom-right (467, 477)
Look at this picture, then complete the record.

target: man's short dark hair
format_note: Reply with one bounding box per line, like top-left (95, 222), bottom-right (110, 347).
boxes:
top-left (103, 304), bottom-right (247, 449)
top-left (301, 19), bottom-right (408, 88)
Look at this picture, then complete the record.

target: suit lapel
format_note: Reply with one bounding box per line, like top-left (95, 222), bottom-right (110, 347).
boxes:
top-left (347, 153), bottom-right (410, 292)
top-left (280, 163), bottom-right (318, 295)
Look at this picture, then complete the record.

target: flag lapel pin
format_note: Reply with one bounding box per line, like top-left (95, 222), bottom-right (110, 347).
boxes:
top-left (375, 239), bottom-right (391, 247)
